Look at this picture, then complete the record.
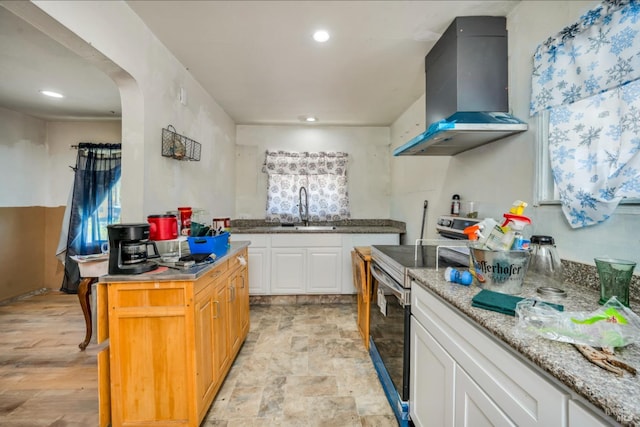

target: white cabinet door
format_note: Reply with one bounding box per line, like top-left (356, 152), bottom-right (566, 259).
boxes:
top-left (410, 316), bottom-right (455, 427)
top-left (455, 367), bottom-right (515, 427)
top-left (232, 234), bottom-right (270, 295)
top-left (568, 401), bottom-right (611, 427)
top-left (246, 247), bottom-right (268, 294)
top-left (271, 248), bottom-right (306, 294)
top-left (307, 248), bottom-right (342, 293)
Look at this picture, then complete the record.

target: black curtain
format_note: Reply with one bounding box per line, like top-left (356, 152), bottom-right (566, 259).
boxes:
top-left (61, 143), bottom-right (121, 294)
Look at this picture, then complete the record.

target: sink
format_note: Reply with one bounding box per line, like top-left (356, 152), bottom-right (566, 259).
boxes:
top-left (294, 225), bottom-right (337, 231)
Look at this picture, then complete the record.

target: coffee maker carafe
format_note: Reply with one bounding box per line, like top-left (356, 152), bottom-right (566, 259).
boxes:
top-left (107, 223), bottom-right (160, 275)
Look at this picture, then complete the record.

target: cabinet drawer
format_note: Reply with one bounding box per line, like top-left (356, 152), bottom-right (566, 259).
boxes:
top-left (271, 233), bottom-right (341, 247)
top-left (195, 262), bottom-right (228, 294)
top-left (228, 248), bottom-right (248, 272)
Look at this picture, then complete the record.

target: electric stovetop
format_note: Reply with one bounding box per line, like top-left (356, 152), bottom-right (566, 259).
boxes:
top-left (372, 244), bottom-right (468, 270)
top-left (372, 245), bottom-right (439, 269)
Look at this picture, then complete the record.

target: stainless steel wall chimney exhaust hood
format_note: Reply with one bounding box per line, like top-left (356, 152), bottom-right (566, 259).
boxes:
top-left (394, 16), bottom-right (528, 157)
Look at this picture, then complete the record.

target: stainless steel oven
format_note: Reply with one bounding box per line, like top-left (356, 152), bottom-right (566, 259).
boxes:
top-left (369, 261), bottom-right (411, 417)
top-left (369, 216), bottom-right (481, 426)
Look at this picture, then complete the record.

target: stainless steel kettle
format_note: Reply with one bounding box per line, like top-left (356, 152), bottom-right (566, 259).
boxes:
top-left (527, 235), bottom-right (564, 288)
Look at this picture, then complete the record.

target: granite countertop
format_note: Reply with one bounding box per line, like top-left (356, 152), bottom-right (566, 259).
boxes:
top-left (409, 268), bottom-right (640, 426)
top-left (230, 219), bottom-right (405, 234)
top-left (99, 241), bottom-right (250, 282)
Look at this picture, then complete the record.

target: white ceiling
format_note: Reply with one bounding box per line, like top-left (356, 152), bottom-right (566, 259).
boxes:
top-left (0, 7), bottom-right (121, 121)
top-left (0, 1), bottom-right (521, 125)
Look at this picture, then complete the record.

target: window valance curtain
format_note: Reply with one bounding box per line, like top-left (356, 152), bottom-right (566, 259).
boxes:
top-left (263, 150), bottom-right (348, 176)
top-left (530, 0), bottom-right (640, 228)
top-left (263, 151), bottom-right (350, 222)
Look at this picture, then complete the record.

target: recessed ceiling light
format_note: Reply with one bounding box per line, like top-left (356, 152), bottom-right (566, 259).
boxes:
top-left (299, 115), bottom-right (318, 123)
top-left (40, 90), bottom-right (64, 98)
top-left (313, 30), bottom-right (330, 43)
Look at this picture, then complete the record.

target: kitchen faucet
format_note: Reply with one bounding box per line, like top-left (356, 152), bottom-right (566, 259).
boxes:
top-left (298, 186), bottom-right (309, 226)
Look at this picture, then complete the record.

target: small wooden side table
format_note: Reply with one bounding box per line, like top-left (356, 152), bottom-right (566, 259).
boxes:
top-left (71, 255), bottom-right (108, 351)
top-left (77, 277), bottom-right (97, 350)
top-left (352, 247), bottom-right (372, 349)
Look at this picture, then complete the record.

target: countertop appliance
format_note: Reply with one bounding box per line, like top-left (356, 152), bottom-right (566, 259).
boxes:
top-left (107, 223), bottom-right (160, 275)
top-left (394, 16), bottom-right (527, 156)
top-left (369, 216), bottom-right (478, 425)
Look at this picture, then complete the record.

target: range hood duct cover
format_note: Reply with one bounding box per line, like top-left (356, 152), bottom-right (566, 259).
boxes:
top-left (395, 16), bottom-right (527, 156)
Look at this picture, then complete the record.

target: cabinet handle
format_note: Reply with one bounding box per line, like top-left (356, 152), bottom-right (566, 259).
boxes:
top-left (213, 301), bottom-right (220, 319)
top-left (230, 285), bottom-right (235, 302)
top-left (241, 275), bottom-right (246, 289)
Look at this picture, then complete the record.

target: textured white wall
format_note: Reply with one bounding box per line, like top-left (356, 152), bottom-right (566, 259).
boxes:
top-left (25, 0), bottom-right (237, 222)
top-left (391, 1), bottom-right (640, 267)
top-left (0, 108), bottom-right (47, 207)
top-left (235, 125), bottom-right (391, 220)
top-left (0, 107), bottom-right (121, 207)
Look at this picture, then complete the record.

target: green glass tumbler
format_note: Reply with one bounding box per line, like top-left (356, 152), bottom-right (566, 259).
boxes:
top-left (594, 258), bottom-right (636, 307)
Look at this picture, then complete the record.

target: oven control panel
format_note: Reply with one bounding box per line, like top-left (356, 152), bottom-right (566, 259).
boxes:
top-left (436, 215), bottom-right (482, 239)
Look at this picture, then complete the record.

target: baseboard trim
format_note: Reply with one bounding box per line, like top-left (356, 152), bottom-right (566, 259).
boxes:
top-left (250, 294), bottom-right (356, 305)
top-left (0, 287), bottom-right (51, 306)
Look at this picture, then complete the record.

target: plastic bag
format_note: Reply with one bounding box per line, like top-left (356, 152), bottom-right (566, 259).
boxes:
top-left (515, 297), bottom-right (640, 349)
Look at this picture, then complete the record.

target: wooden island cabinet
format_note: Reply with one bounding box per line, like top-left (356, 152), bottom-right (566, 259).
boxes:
top-left (97, 244), bottom-right (249, 427)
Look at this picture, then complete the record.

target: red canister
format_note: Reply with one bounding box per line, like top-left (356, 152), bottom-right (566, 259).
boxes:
top-left (178, 206), bottom-right (193, 236)
top-left (213, 217), bottom-right (231, 232)
top-left (147, 215), bottom-right (179, 240)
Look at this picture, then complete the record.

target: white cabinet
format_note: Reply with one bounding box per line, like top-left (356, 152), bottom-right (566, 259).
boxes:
top-left (410, 316), bottom-right (455, 427)
top-left (271, 248), bottom-right (306, 294)
top-left (568, 400), bottom-right (612, 427)
top-left (233, 232), bottom-right (399, 295)
top-left (271, 234), bottom-right (342, 294)
top-left (232, 234), bottom-right (270, 295)
top-left (246, 247), bottom-right (268, 294)
top-left (411, 282), bottom-right (568, 427)
top-left (455, 367), bottom-right (515, 427)
top-left (307, 248), bottom-right (342, 293)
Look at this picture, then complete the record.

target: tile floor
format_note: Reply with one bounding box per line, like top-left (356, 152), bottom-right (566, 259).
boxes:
top-left (0, 291), bottom-right (397, 427)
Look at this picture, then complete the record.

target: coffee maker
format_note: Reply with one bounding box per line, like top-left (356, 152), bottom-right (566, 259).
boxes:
top-left (107, 223), bottom-right (160, 275)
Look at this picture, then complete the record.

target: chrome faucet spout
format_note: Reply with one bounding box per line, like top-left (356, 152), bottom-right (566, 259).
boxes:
top-left (298, 186), bottom-right (309, 226)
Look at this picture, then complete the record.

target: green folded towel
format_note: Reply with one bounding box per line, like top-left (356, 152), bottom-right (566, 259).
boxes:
top-left (471, 289), bottom-right (564, 316)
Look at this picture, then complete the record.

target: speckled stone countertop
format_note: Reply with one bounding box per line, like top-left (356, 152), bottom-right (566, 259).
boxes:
top-left (230, 219), bottom-right (405, 234)
top-left (99, 241), bottom-right (250, 282)
top-left (409, 267), bottom-right (640, 426)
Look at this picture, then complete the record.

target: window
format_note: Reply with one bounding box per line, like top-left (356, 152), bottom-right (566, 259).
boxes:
top-left (263, 150), bottom-right (350, 222)
top-left (86, 178), bottom-right (121, 246)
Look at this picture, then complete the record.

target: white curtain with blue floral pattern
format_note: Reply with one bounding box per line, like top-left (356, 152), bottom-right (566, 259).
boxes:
top-left (530, 0), bottom-right (640, 228)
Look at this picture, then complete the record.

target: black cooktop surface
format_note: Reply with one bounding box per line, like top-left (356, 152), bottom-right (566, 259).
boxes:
top-left (372, 245), bottom-right (466, 269)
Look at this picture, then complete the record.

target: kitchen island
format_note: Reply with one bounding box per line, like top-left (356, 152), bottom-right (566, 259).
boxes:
top-left (409, 268), bottom-right (639, 426)
top-left (97, 242), bottom-right (250, 427)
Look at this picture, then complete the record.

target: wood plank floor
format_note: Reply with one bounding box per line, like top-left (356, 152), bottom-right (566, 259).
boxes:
top-left (0, 291), bottom-right (98, 426)
top-left (0, 290), bottom-right (396, 427)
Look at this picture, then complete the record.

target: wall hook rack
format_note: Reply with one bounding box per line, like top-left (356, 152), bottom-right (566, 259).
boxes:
top-left (161, 125), bottom-right (201, 161)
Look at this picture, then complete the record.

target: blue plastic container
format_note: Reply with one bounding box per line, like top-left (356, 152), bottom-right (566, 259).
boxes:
top-left (187, 232), bottom-right (230, 258)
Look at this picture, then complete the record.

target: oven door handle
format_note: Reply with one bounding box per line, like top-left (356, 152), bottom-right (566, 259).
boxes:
top-left (370, 262), bottom-right (408, 305)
